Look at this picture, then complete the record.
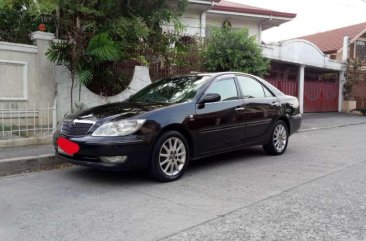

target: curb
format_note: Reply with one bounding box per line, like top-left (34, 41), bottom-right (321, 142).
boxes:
top-left (298, 122), bottom-right (366, 133)
top-left (0, 154), bottom-right (67, 177)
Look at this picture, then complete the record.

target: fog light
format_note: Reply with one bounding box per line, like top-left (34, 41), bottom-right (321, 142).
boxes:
top-left (100, 156), bottom-right (128, 164)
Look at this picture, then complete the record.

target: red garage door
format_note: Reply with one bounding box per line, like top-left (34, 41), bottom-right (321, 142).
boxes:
top-left (304, 80), bottom-right (339, 112)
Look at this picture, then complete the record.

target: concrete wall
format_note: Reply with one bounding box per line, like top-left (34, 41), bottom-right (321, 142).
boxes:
top-left (55, 65), bottom-right (151, 122)
top-left (0, 32), bottom-right (55, 107)
top-left (263, 40), bottom-right (344, 71)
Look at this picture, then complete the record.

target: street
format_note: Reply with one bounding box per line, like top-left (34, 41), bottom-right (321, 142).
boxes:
top-left (1, 117), bottom-right (366, 241)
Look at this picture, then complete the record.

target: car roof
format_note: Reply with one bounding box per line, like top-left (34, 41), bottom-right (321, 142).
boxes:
top-left (184, 72), bottom-right (259, 80)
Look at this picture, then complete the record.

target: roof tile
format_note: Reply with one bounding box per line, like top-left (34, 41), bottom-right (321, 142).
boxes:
top-left (298, 22), bottom-right (366, 53)
top-left (212, 1), bottom-right (296, 19)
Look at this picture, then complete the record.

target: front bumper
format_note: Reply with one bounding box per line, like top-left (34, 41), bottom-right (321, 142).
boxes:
top-left (53, 131), bottom-right (156, 171)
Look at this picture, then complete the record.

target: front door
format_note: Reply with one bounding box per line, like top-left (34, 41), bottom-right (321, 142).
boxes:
top-left (193, 75), bottom-right (245, 154)
top-left (236, 75), bottom-right (280, 142)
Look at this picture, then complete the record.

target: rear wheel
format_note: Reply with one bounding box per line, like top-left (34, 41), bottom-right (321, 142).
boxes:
top-left (263, 120), bottom-right (289, 155)
top-left (149, 131), bottom-right (189, 182)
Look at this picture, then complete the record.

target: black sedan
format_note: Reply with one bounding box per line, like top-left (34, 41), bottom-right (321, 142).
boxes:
top-left (54, 72), bottom-right (302, 182)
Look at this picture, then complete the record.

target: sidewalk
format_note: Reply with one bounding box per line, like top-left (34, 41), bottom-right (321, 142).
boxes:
top-left (0, 113), bottom-right (365, 177)
top-left (0, 144), bottom-right (66, 177)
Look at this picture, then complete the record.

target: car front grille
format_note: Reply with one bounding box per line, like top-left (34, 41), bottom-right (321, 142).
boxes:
top-left (61, 120), bottom-right (95, 137)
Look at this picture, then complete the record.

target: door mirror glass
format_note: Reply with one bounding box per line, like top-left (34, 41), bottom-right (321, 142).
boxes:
top-left (200, 93), bottom-right (221, 104)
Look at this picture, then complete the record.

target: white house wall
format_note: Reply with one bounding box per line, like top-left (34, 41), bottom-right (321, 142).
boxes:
top-left (163, 11), bottom-right (202, 36)
top-left (206, 13), bottom-right (260, 42)
top-left (164, 10), bottom-right (261, 42)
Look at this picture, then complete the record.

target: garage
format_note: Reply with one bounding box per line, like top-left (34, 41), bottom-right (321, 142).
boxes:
top-left (304, 80), bottom-right (339, 112)
top-left (262, 39), bottom-right (344, 113)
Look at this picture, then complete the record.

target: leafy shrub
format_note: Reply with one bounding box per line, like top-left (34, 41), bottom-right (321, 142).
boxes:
top-left (204, 26), bottom-right (269, 77)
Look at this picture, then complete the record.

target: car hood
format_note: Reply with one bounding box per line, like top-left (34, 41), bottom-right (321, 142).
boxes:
top-left (66, 101), bottom-right (171, 122)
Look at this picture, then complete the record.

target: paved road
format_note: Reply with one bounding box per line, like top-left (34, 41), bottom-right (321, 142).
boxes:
top-left (1, 119), bottom-right (366, 241)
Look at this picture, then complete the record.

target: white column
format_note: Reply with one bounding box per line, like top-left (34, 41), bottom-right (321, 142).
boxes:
top-left (257, 24), bottom-right (262, 44)
top-left (342, 36), bottom-right (349, 62)
top-left (338, 71), bottom-right (346, 112)
top-left (298, 65), bottom-right (305, 114)
top-left (339, 36), bottom-right (349, 112)
top-left (200, 12), bottom-right (207, 38)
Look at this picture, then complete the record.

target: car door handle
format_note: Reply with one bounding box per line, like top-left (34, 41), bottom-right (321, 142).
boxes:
top-left (235, 107), bottom-right (245, 112)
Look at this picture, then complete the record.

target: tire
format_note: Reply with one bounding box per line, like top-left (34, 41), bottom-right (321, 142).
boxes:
top-left (149, 131), bottom-right (190, 182)
top-left (263, 120), bottom-right (289, 155)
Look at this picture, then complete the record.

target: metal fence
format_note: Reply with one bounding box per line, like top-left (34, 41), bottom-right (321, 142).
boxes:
top-left (0, 102), bottom-right (56, 141)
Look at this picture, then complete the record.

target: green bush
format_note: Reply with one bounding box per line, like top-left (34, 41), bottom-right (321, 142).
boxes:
top-left (204, 26), bottom-right (269, 77)
top-left (0, 0), bottom-right (56, 44)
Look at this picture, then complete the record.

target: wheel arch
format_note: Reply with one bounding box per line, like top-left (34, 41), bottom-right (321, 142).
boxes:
top-left (278, 116), bottom-right (291, 133)
top-left (154, 124), bottom-right (194, 158)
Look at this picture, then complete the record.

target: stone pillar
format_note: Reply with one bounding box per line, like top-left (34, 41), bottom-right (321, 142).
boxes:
top-left (30, 31), bottom-right (56, 108)
top-left (298, 65), bottom-right (305, 114)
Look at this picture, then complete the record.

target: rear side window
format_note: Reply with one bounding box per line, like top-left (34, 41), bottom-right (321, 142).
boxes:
top-left (237, 76), bottom-right (266, 99)
top-left (206, 78), bottom-right (238, 101)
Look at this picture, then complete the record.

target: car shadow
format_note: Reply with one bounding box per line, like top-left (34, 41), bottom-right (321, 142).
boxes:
top-left (63, 146), bottom-right (268, 185)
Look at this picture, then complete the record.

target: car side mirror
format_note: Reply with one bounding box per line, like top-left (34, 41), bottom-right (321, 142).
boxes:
top-left (199, 93), bottom-right (221, 104)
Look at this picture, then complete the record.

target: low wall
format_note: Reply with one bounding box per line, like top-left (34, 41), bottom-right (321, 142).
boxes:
top-left (353, 81), bottom-right (366, 109)
top-left (55, 65), bottom-right (152, 122)
top-left (0, 32), bottom-right (55, 108)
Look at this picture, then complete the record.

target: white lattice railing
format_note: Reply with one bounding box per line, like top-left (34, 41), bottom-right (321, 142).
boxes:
top-left (0, 101), bottom-right (56, 140)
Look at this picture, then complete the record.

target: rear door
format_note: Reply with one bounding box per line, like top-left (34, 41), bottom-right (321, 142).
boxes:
top-left (193, 75), bottom-right (245, 154)
top-left (236, 75), bottom-right (280, 142)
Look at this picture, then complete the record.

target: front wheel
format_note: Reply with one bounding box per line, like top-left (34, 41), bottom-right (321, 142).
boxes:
top-left (149, 131), bottom-right (189, 182)
top-left (263, 120), bottom-right (289, 155)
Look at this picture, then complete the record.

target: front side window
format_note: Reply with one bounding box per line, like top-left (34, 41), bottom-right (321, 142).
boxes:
top-left (206, 78), bottom-right (238, 101)
top-left (237, 76), bottom-right (266, 99)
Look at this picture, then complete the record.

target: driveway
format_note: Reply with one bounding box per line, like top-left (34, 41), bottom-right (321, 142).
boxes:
top-left (0, 113), bottom-right (365, 241)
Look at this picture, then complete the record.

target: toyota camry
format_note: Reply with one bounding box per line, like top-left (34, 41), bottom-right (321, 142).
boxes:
top-left (54, 72), bottom-right (302, 182)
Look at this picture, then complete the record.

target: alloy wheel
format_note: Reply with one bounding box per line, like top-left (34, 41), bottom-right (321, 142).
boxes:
top-left (159, 137), bottom-right (186, 176)
top-left (273, 124), bottom-right (287, 152)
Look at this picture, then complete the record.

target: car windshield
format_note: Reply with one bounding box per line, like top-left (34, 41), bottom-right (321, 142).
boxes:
top-left (129, 75), bottom-right (210, 103)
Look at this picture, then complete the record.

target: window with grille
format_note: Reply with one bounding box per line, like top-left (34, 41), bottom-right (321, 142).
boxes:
top-left (356, 40), bottom-right (366, 61)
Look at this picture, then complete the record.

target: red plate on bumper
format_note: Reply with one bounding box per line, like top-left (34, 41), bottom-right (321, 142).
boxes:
top-left (57, 137), bottom-right (80, 156)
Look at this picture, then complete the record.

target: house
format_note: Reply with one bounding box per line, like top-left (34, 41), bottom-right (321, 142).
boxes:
top-left (173, 0), bottom-right (296, 43)
top-left (298, 22), bottom-right (366, 109)
top-left (178, 0), bottom-right (345, 113)
top-left (299, 22), bottom-right (366, 63)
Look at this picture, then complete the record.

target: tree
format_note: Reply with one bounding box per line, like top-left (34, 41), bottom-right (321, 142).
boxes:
top-left (0, 0), bottom-right (56, 44)
top-left (204, 26), bottom-right (269, 77)
top-left (344, 57), bottom-right (365, 100)
top-left (45, 0), bottom-right (187, 113)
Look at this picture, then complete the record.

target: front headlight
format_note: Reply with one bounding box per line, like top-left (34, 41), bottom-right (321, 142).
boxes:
top-left (92, 119), bottom-right (146, 137)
